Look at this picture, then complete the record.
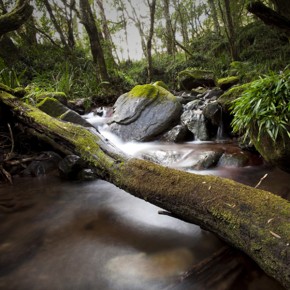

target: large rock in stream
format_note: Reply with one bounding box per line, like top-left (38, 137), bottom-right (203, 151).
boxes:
top-left (109, 84), bottom-right (182, 141)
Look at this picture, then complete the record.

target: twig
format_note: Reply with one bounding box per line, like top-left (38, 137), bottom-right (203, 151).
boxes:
top-left (0, 165), bottom-right (13, 184)
top-left (7, 123), bottom-right (14, 159)
top-left (255, 173), bottom-right (268, 188)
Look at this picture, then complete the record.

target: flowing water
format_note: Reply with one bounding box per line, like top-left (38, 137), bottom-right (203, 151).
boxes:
top-left (0, 112), bottom-right (288, 290)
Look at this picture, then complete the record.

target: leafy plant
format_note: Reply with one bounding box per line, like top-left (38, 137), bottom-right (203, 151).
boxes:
top-left (231, 68), bottom-right (290, 143)
top-left (0, 67), bottom-right (26, 88)
top-left (54, 63), bottom-right (74, 96)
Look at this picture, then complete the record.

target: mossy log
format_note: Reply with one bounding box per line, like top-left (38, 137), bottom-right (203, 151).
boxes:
top-left (0, 0), bottom-right (33, 37)
top-left (0, 90), bottom-right (290, 289)
top-left (247, 1), bottom-right (290, 35)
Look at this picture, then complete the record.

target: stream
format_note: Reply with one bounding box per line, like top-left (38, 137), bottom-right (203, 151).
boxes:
top-left (0, 112), bottom-right (289, 290)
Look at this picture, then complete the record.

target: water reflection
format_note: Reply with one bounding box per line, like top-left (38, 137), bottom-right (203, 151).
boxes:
top-left (0, 171), bottom-right (286, 290)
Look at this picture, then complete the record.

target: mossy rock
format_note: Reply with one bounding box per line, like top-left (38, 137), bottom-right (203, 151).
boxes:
top-left (178, 69), bottom-right (216, 90)
top-left (217, 76), bottom-right (240, 91)
top-left (37, 97), bottom-right (91, 127)
top-left (128, 84), bottom-right (159, 99)
top-left (191, 87), bottom-right (207, 95)
top-left (153, 81), bottom-right (169, 90)
top-left (36, 92), bottom-right (68, 105)
top-left (251, 129), bottom-right (290, 172)
top-left (59, 110), bottom-right (92, 127)
top-left (110, 84), bottom-right (182, 141)
top-left (37, 97), bottom-right (68, 117)
top-left (113, 84), bottom-right (177, 126)
top-left (217, 83), bottom-right (249, 112)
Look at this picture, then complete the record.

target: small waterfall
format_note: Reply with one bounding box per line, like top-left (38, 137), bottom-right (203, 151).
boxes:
top-left (216, 105), bottom-right (227, 141)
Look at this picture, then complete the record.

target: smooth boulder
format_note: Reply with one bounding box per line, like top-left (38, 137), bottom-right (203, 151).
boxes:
top-left (109, 84), bottom-right (182, 141)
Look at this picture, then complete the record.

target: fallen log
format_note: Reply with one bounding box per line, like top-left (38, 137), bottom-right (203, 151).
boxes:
top-left (0, 90), bottom-right (289, 289)
top-left (247, 1), bottom-right (290, 35)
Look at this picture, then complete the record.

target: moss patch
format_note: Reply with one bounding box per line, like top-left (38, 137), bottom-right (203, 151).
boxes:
top-left (153, 81), bottom-right (169, 90)
top-left (217, 76), bottom-right (239, 90)
top-left (128, 84), bottom-right (158, 99)
top-left (217, 83), bottom-right (249, 111)
top-left (128, 84), bottom-right (176, 102)
top-left (36, 97), bottom-right (68, 118)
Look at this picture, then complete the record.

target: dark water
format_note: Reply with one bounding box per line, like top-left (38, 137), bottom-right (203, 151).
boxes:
top-left (0, 143), bottom-right (289, 289)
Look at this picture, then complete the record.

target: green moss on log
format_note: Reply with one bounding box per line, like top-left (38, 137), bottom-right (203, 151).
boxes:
top-left (0, 91), bottom-right (118, 176)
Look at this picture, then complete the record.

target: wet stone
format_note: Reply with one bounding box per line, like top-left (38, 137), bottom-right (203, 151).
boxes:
top-left (58, 155), bottom-right (87, 180)
top-left (218, 152), bottom-right (250, 167)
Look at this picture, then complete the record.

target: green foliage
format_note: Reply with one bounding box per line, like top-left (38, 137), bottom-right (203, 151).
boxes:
top-left (119, 59), bottom-right (147, 85)
top-left (12, 45), bottom-right (114, 100)
top-left (0, 67), bottom-right (21, 88)
top-left (237, 21), bottom-right (290, 72)
top-left (231, 68), bottom-right (290, 143)
top-left (0, 59), bottom-right (26, 88)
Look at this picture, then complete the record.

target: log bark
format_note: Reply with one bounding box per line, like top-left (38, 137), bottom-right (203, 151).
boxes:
top-left (0, 90), bottom-right (289, 289)
top-left (0, 0), bottom-right (33, 37)
top-left (247, 1), bottom-right (290, 35)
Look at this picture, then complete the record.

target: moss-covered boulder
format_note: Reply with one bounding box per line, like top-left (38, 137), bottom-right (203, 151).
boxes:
top-left (251, 130), bottom-right (290, 172)
top-left (217, 76), bottom-right (240, 91)
top-left (178, 70), bottom-right (216, 90)
top-left (37, 97), bottom-right (92, 127)
top-left (153, 81), bottom-right (169, 90)
top-left (109, 84), bottom-right (182, 141)
top-left (36, 92), bottom-right (67, 105)
top-left (217, 83), bottom-right (249, 112)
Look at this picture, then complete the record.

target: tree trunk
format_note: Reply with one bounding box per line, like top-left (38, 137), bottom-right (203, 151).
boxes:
top-left (247, 1), bottom-right (290, 35)
top-left (208, 0), bottom-right (220, 35)
top-left (126, 0), bottom-right (147, 58)
top-left (0, 90), bottom-right (289, 289)
top-left (79, 0), bottom-right (109, 82)
top-left (43, 0), bottom-right (69, 49)
top-left (163, 0), bottom-right (175, 55)
top-left (217, 0), bottom-right (239, 61)
top-left (172, 0), bottom-right (189, 52)
top-left (271, 0), bottom-right (290, 19)
top-left (95, 0), bottom-right (118, 66)
top-left (62, 0), bottom-right (76, 49)
top-left (146, 0), bottom-right (157, 83)
top-left (0, 0), bottom-right (33, 37)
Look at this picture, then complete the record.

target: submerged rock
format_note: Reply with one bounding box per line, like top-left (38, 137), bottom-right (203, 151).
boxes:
top-left (109, 84), bottom-right (182, 141)
top-left (161, 125), bottom-right (193, 143)
top-left (193, 150), bottom-right (223, 170)
top-left (58, 155), bottom-right (85, 180)
top-left (218, 152), bottom-right (250, 167)
top-left (22, 151), bottom-right (62, 177)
